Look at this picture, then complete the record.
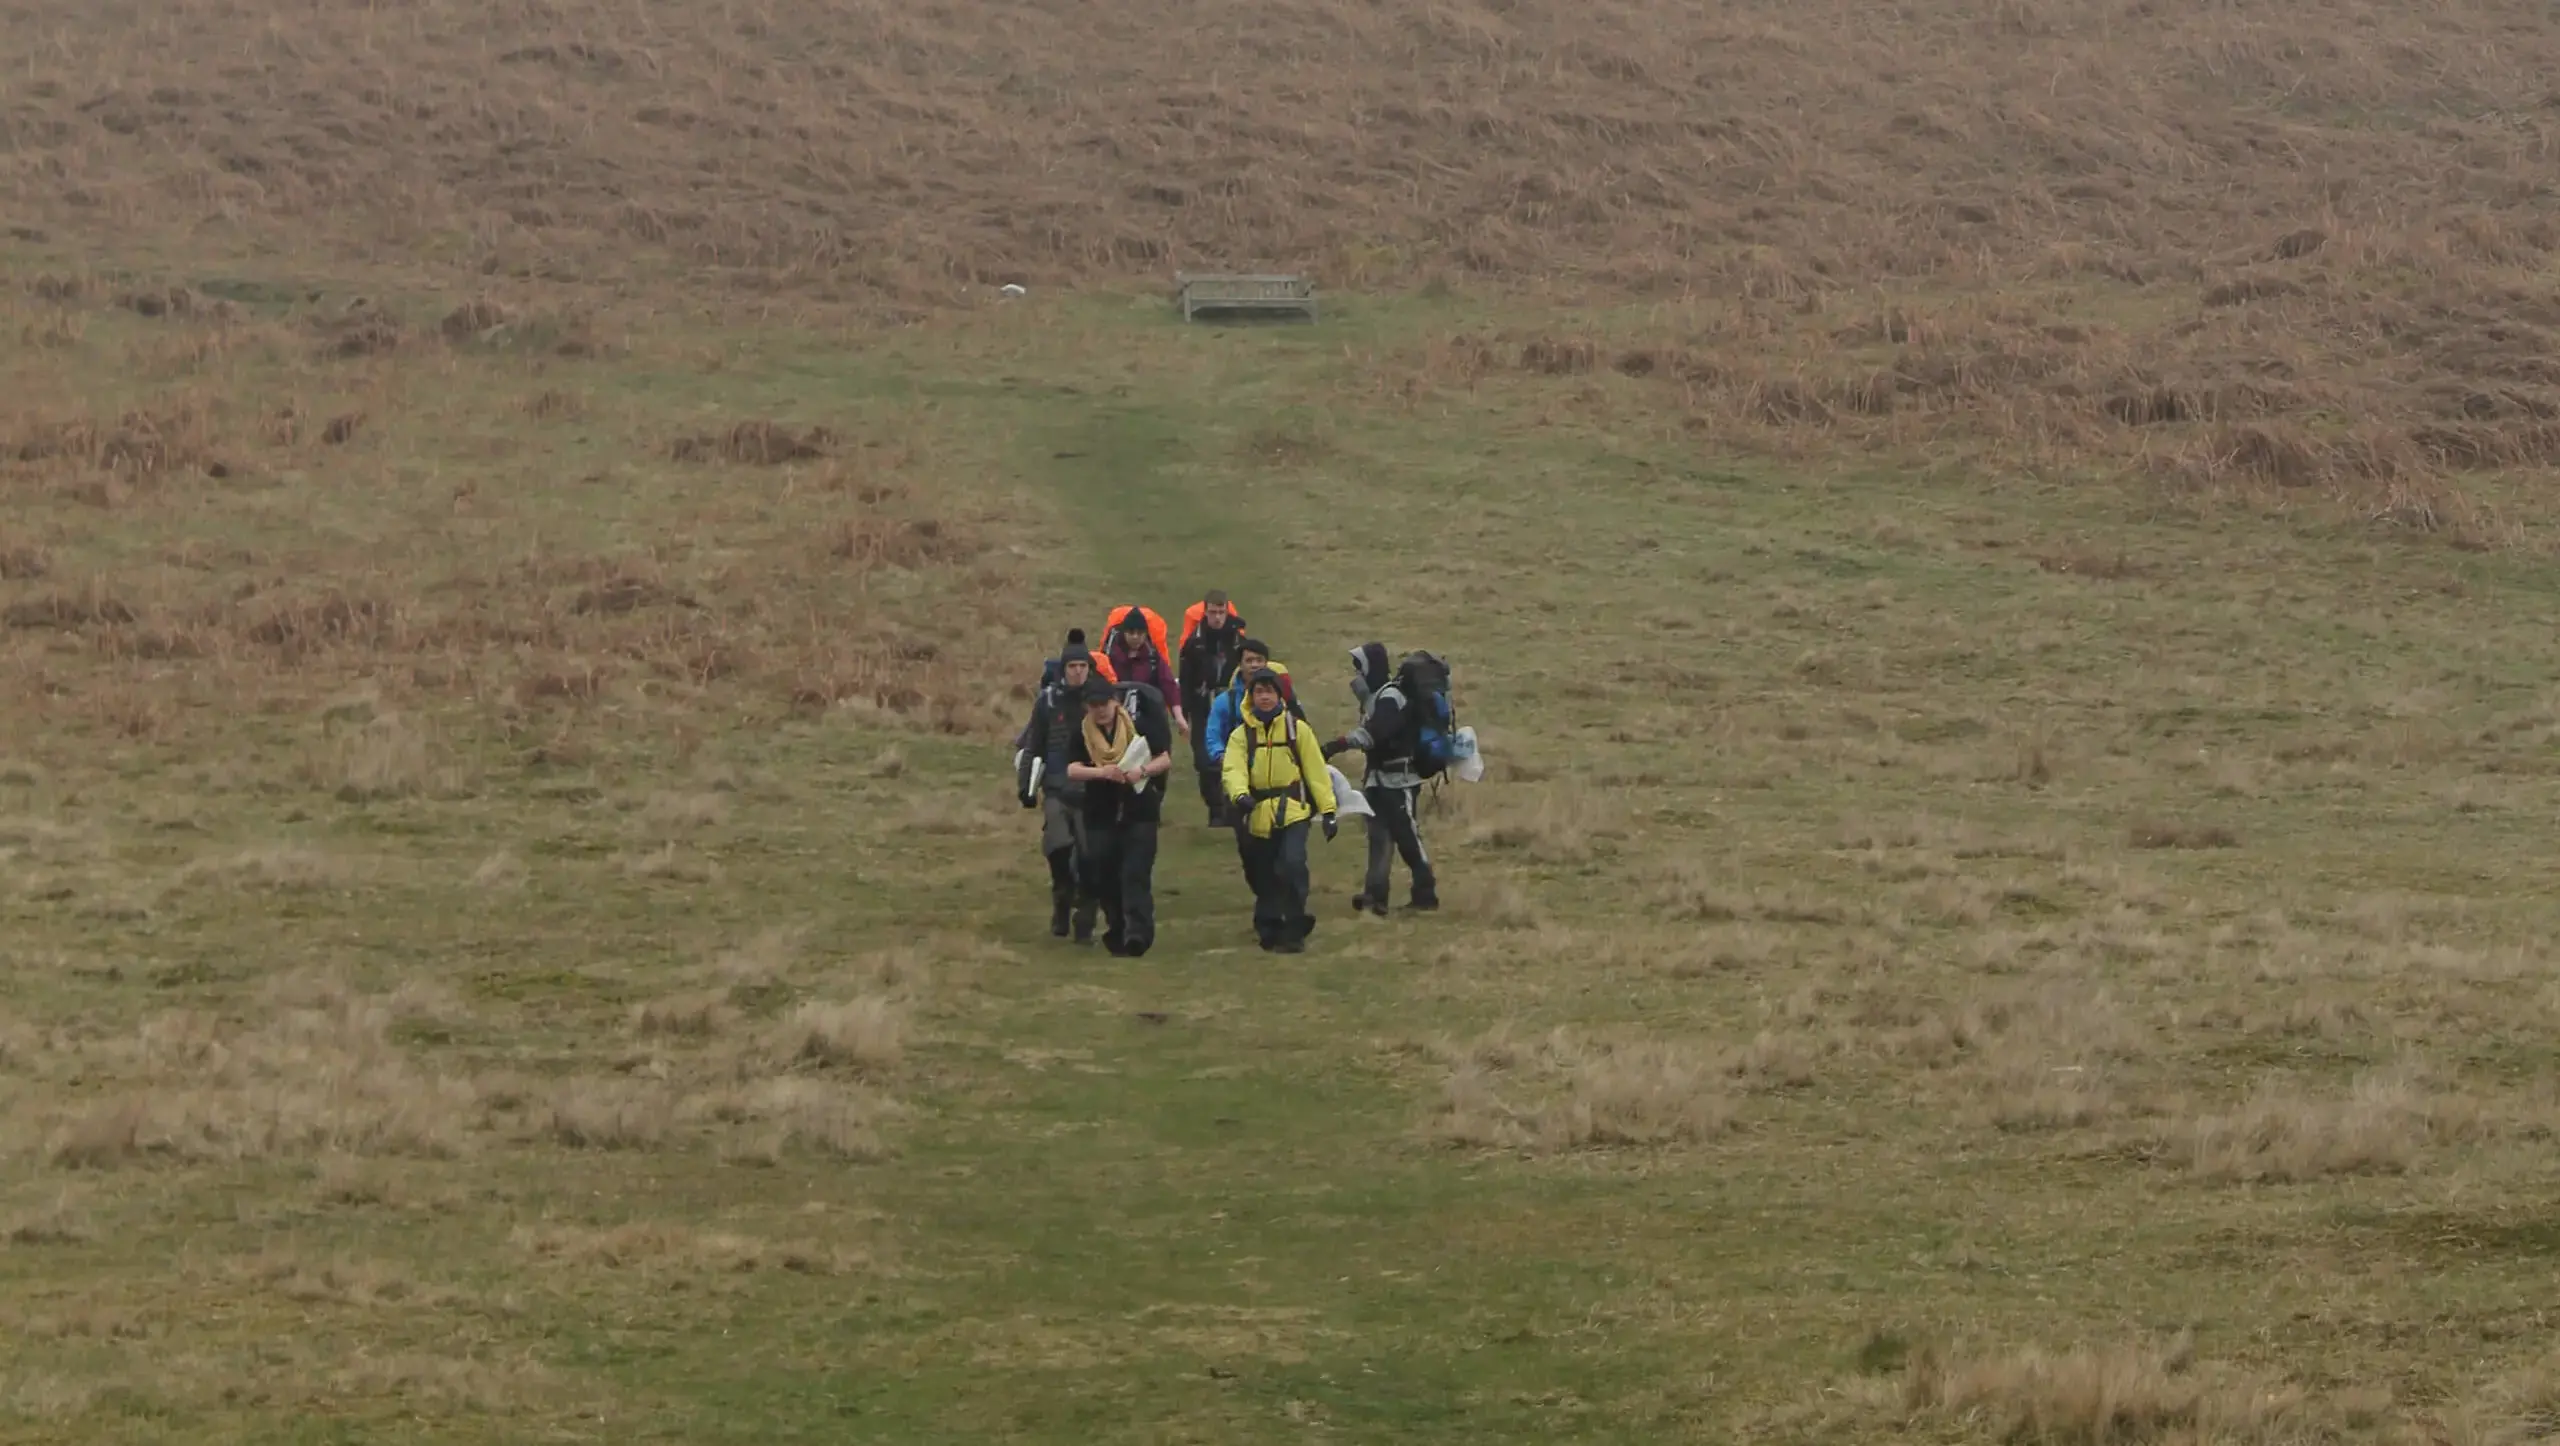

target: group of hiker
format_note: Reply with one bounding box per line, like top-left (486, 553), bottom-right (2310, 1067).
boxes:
top-left (1014, 592), bottom-right (1462, 957)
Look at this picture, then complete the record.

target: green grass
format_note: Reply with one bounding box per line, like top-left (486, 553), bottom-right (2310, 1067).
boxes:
top-left (3, 276), bottom-right (2559, 1443)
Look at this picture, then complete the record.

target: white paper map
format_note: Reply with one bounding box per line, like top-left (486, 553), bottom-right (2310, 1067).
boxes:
top-left (1118, 736), bottom-right (1153, 794)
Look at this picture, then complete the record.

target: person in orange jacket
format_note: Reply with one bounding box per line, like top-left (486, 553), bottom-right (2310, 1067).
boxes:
top-left (1101, 605), bottom-right (1184, 735)
top-left (1176, 591), bottom-right (1252, 825)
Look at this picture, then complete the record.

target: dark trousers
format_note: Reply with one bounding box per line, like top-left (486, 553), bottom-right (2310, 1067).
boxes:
top-left (1241, 820), bottom-right (1313, 947)
top-left (1364, 784), bottom-right (1437, 907)
top-left (1080, 818), bottom-right (1159, 956)
top-left (1191, 725), bottom-right (1226, 822)
top-left (1041, 794), bottom-right (1090, 926)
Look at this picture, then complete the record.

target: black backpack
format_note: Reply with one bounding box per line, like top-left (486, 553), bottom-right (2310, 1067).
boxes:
top-left (1396, 652), bottom-right (1457, 780)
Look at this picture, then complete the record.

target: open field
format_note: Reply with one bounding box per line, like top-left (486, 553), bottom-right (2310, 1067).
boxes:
top-left (6, 0), bottom-right (2560, 1441)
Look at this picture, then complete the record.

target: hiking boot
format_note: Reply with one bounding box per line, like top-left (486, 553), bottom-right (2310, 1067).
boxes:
top-left (1103, 934), bottom-right (1127, 957)
top-left (1072, 910), bottom-right (1095, 946)
top-left (1404, 896), bottom-right (1440, 913)
top-left (1050, 899), bottom-right (1072, 938)
top-left (1272, 937), bottom-right (1306, 955)
top-left (1351, 893), bottom-right (1378, 916)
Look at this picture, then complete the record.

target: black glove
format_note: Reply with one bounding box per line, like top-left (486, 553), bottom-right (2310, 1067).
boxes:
top-left (1321, 813), bottom-right (1338, 842)
top-left (1321, 737), bottom-right (1347, 759)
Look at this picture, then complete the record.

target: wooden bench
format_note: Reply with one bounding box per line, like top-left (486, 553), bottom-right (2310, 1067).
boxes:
top-left (1176, 272), bottom-right (1319, 324)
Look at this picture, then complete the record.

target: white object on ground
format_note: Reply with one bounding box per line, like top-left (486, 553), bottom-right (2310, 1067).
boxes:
top-left (1453, 727), bottom-right (1485, 782)
top-left (1328, 766), bottom-right (1373, 817)
top-left (1118, 736), bottom-right (1153, 794)
top-left (1000, 283), bottom-right (1027, 297)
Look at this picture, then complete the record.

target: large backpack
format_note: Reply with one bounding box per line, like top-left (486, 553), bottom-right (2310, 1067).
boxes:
top-left (1397, 652), bottom-right (1457, 780)
top-left (1102, 605), bottom-right (1171, 669)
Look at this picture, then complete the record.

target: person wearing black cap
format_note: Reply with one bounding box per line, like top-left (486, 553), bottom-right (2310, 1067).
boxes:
top-left (1015, 629), bottom-right (1101, 939)
top-left (1222, 668), bottom-right (1339, 953)
top-left (1052, 674), bottom-right (1176, 957)
top-left (1177, 588), bottom-right (1251, 826)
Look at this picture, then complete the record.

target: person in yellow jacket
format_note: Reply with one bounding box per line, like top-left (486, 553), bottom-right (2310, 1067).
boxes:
top-left (1221, 669), bottom-right (1339, 953)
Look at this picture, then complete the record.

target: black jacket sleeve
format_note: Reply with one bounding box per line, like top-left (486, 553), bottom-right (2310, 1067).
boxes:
top-left (1018, 688), bottom-right (1049, 756)
top-left (1177, 636), bottom-right (1212, 706)
top-left (1134, 684), bottom-right (1175, 759)
top-left (1346, 691), bottom-right (1406, 754)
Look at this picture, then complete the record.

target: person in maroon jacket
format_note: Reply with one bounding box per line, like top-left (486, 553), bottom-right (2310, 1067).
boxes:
top-left (1102, 607), bottom-right (1187, 736)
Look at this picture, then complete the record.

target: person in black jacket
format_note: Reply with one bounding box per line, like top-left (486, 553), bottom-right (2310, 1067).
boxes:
top-left (1050, 675), bottom-right (1176, 957)
top-left (1014, 630), bottom-right (1100, 939)
top-left (1323, 642), bottom-right (1440, 915)
top-left (1177, 590), bottom-right (1252, 827)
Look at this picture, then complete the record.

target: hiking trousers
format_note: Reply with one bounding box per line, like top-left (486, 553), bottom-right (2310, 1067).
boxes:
top-left (1079, 818), bottom-right (1159, 956)
top-left (1190, 718), bottom-right (1226, 822)
top-left (1241, 820), bottom-right (1313, 948)
top-left (1363, 783), bottom-right (1437, 908)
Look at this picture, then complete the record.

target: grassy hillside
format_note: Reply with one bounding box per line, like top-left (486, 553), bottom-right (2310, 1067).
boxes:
top-left (7, 0), bottom-right (2560, 504)
top-left (4, 0), bottom-right (2560, 1441)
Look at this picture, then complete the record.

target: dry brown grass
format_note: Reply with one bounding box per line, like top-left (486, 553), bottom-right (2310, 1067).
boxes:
top-left (1423, 1028), bottom-right (1740, 1152)
top-left (685, 1078), bottom-right (895, 1164)
top-left (31, 990), bottom-right (482, 1168)
top-left (0, 0), bottom-right (2552, 515)
top-left (2174, 1068), bottom-right (2502, 1183)
top-left (779, 998), bottom-right (906, 1077)
top-left (630, 992), bottom-right (738, 1041)
top-left (511, 1219), bottom-right (866, 1276)
top-left (541, 1079), bottom-right (675, 1152)
top-left (1896, 1334), bottom-right (2379, 1444)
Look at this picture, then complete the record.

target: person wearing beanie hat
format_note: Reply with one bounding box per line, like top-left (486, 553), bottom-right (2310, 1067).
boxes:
top-left (1016, 630), bottom-right (1105, 939)
top-left (1101, 605), bottom-right (1178, 728)
top-left (1177, 589), bottom-right (1252, 826)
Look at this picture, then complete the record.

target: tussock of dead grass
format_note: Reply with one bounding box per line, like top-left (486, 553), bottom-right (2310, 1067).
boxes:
top-left (1442, 876), bottom-right (1543, 931)
top-left (685, 1077), bottom-right (893, 1163)
top-left (779, 998), bottom-right (905, 1076)
top-left (1897, 1333), bottom-right (2356, 1444)
top-left (231, 1249), bottom-right (434, 1307)
top-left (640, 789), bottom-right (729, 830)
top-left (1424, 1028), bottom-right (1739, 1153)
top-left (620, 841), bottom-right (721, 882)
top-left (1652, 861), bottom-right (1861, 927)
top-left (37, 987), bottom-right (480, 1168)
top-left (3, 1191), bottom-right (97, 1245)
top-left (511, 1219), bottom-right (864, 1276)
top-left (1665, 924), bottom-right (1783, 978)
top-left (469, 850), bottom-right (528, 889)
top-left (317, 711), bottom-right (447, 801)
top-left (313, 1156), bottom-right (407, 1209)
top-left (542, 1078), bottom-right (675, 1151)
top-left (2175, 1067), bottom-right (2498, 1182)
top-left (2130, 819), bottom-right (2241, 851)
top-left (631, 991), bottom-right (737, 1040)
top-left (713, 925), bottom-right (803, 991)
top-left (175, 844), bottom-right (353, 892)
top-left (1459, 782), bottom-right (1629, 862)
top-left (318, 1351), bottom-right (556, 1413)
top-left (2427, 1352), bottom-right (2560, 1446)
